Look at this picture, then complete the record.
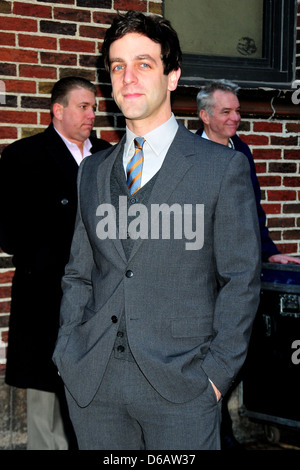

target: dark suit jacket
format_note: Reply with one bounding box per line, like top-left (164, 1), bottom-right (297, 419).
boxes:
top-left (53, 122), bottom-right (261, 407)
top-left (0, 123), bottom-right (111, 392)
top-left (196, 129), bottom-right (280, 261)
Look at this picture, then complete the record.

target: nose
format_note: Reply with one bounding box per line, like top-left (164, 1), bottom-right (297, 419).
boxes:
top-left (228, 111), bottom-right (240, 123)
top-left (123, 65), bottom-right (137, 84)
top-left (87, 107), bottom-right (96, 119)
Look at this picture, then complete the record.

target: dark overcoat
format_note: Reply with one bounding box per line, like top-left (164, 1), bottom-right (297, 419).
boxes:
top-left (0, 123), bottom-right (111, 392)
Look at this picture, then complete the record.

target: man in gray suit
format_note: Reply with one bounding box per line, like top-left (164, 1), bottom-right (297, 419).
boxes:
top-left (53, 11), bottom-right (261, 450)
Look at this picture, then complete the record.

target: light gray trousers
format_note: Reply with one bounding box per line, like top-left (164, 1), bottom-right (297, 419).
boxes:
top-left (27, 389), bottom-right (68, 450)
top-left (65, 353), bottom-right (222, 450)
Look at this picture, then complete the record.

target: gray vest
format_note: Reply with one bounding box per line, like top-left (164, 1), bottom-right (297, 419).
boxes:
top-left (110, 150), bottom-right (158, 361)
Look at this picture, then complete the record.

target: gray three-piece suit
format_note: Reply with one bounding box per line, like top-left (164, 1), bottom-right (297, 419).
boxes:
top-left (53, 122), bottom-right (261, 449)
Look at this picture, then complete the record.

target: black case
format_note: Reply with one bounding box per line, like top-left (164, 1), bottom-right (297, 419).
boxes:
top-left (243, 262), bottom-right (300, 435)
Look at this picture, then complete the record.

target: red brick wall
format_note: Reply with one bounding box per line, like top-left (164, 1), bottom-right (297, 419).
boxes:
top-left (0, 0), bottom-right (162, 150)
top-left (0, 0), bottom-right (163, 375)
top-left (0, 0), bottom-right (300, 375)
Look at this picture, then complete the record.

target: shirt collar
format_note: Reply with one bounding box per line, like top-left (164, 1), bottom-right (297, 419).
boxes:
top-left (124, 113), bottom-right (178, 158)
top-left (201, 130), bottom-right (234, 149)
top-left (54, 126), bottom-right (92, 159)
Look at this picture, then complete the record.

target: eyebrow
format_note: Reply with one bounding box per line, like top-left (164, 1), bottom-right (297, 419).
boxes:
top-left (220, 106), bottom-right (241, 112)
top-left (78, 101), bottom-right (96, 105)
top-left (110, 54), bottom-right (158, 65)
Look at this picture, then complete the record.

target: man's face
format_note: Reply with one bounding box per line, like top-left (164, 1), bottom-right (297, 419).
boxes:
top-left (109, 32), bottom-right (180, 134)
top-left (200, 90), bottom-right (241, 145)
top-left (54, 87), bottom-right (96, 144)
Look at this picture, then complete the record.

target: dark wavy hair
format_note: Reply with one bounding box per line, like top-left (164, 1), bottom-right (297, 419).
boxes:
top-left (101, 11), bottom-right (182, 76)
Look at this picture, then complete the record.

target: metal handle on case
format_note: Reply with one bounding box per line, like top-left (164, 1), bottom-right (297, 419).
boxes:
top-left (279, 294), bottom-right (300, 318)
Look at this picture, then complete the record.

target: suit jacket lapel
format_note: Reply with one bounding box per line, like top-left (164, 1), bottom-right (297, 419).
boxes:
top-left (128, 122), bottom-right (195, 262)
top-left (96, 124), bottom-right (196, 265)
top-left (148, 122), bottom-right (195, 205)
top-left (96, 136), bottom-right (128, 265)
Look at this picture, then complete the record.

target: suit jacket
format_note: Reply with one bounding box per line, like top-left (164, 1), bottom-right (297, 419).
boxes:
top-left (0, 123), bottom-right (111, 392)
top-left (196, 129), bottom-right (280, 261)
top-left (53, 122), bottom-right (261, 406)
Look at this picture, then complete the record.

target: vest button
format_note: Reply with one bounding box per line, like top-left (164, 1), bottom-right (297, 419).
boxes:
top-left (126, 270), bottom-right (133, 278)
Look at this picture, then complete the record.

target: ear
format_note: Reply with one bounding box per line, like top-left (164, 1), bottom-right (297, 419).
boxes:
top-left (52, 102), bottom-right (64, 121)
top-left (199, 109), bottom-right (210, 125)
top-left (168, 68), bottom-right (181, 92)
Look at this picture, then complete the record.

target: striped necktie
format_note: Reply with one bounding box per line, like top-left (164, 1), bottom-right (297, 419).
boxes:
top-left (126, 137), bottom-right (145, 195)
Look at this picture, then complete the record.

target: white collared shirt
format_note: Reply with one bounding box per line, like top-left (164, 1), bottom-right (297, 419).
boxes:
top-left (123, 114), bottom-right (179, 187)
top-left (54, 127), bottom-right (93, 166)
top-left (201, 130), bottom-right (234, 149)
